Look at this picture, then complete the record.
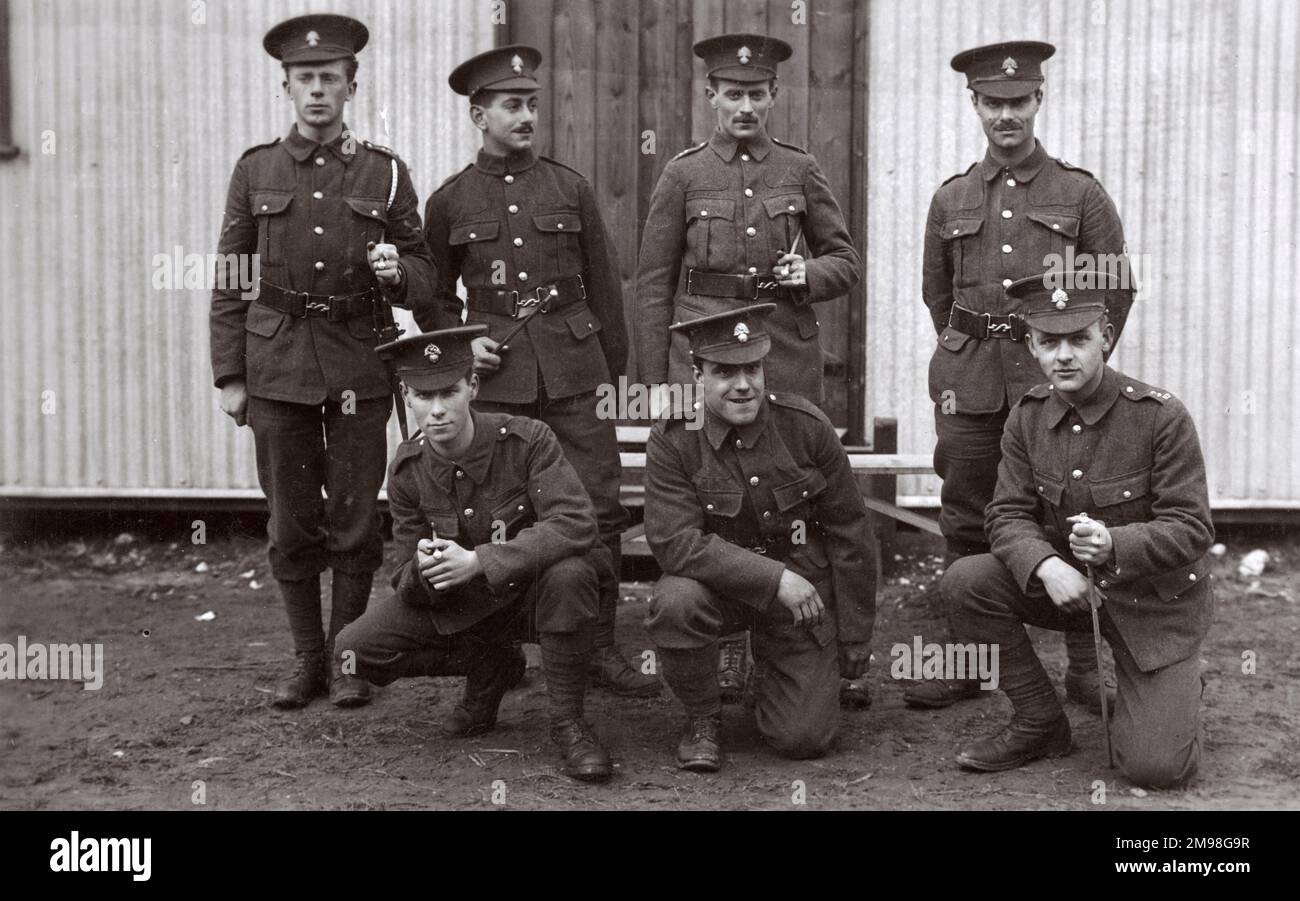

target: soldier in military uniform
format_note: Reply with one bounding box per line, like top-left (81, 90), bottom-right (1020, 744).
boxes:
top-left (910, 41), bottom-right (1133, 712)
top-left (943, 272), bottom-right (1212, 789)
top-left (334, 325), bottom-right (614, 782)
top-left (210, 14), bottom-right (436, 710)
top-left (420, 46), bottom-right (657, 698)
top-left (636, 33), bottom-right (863, 708)
top-left (643, 305), bottom-right (876, 771)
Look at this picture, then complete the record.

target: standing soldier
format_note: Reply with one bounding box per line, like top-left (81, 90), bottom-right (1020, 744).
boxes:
top-left (335, 325), bottom-right (615, 782)
top-left (911, 40), bottom-right (1133, 712)
top-left (420, 46), bottom-right (657, 697)
top-left (643, 304), bottom-right (875, 771)
top-left (636, 33), bottom-right (862, 707)
top-left (944, 271), bottom-right (1211, 789)
top-left (209, 14), bottom-right (436, 709)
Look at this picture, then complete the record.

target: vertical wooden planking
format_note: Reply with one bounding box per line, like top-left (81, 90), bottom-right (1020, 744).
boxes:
top-left (847, 0), bottom-right (869, 444)
top-left (549, 0), bottom-right (598, 177)
top-left (725, 0), bottom-right (768, 32)
top-left (766, 0), bottom-right (810, 148)
top-left (594, 0), bottom-right (639, 330)
top-left (692, 0), bottom-right (726, 142)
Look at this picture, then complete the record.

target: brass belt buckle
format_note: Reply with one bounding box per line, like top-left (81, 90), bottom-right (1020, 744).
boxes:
top-left (301, 291), bottom-right (328, 316)
top-left (513, 290), bottom-right (540, 319)
top-left (983, 313), bottom-right (1011, 336)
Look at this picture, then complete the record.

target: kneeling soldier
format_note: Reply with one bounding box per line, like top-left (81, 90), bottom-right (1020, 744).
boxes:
top-left (643, 304), bottom-right (876, 771)
top-left (945, 272), bottom-right (1213, 788)
top-left (335, 324), bottom-right (613, 782)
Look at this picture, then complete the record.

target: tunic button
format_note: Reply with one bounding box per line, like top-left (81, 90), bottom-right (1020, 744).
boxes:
top-left (1071, 469), bottom-right (1083, 480)
top-left (314, 261), bottom-right (324, 271)
top-left (706, 503), bottom-right (715, 511)
top-left (1122, 490), bottom-right (1132, 498)
top-left (313, 226), bottom-right (323, 235)
top-left (469, 232), bottom-right (477, 239)
top-left (952, 228), bottom-right (960, 235)
top-left (744, 188), bottom-right (753, 197)
top-left (700, 210), bottom-right (709, 217)
top-left (1037, 486), bottom-right (1045, 493)
top-left (464, 508), bottom-right (474, 517)
top-left (1099, 580), bottom-right (1110, 588)
top-left (741, 153), bottom-right (750, 161)
top-left (1072, 424), bottom-right (1082, 434)
top-left (768, 394), bottom-right (775, 400)
top-left (801, 490), bottom-right (809, 498)
top-left (746, 227), bottom-right (757, 237)
top-left (556, 223), bottom-right (564, 229)
top-left (504, 175), bottom-right (514, 184)
top-left (518, 272), bottom-right (528, 281)
top-left (762, 511), bottom-right (773, 520)
top-left (1188, 573), bottom-right (1197, 581)
top-left (508, 204), bottom-right (519, 213)
top-left (499, 427), bottom-right (507, 434)
top-left (1125, 386), bottom-right (1134, 393)
top-left (1001, 244), bottom-right (1013, 254)
top-left (513, 238), bottom-right (524, 247)
top-left (371, 209), bottom-right (379, 216)
top-left (315, 156), bottom-right (325, 166)
top-left (735, 439), bottom-right (743, 449)
top-left (747, 267), bottom-right (757, 274)
top-left (517, 504), bottom-right (525, 513)
top-left (312, 191), bottom-right (323, 200)
top-left (749, 476), bottom-right (759, 487)
top-left (261, 204), bottom-right (268, 211)
top-left (787, 204), bottom-right (796, 212)
top-left (1002, 278), bottom-right (1013, 288)
top-left (455, 470), bottom-right (464, 479)
top-left (1052, 223), bottom-right (1061, 230)
top-left (1002, 209), bottom-right (1013, 219)
top-left (1006, 177), bottom-right (1016, 186)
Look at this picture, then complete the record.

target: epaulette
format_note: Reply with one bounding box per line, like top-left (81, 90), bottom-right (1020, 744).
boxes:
top-left (238, 137), bottom-right (281, 160)
top-left (539, 155), bottom-right (588, 179)
top-left (362, 139), bottom-right (399, 159)
top-left (388, 433), bottom-right (425, 474)
top-left (1120, 378), bottom-right (1172, 404)
top-left (1018, 383), bottom-right (1053, 406)
top-left (670, 142), bottom-right (707, 162)
top-left (769, 392), bottom-right (831, 426)
top-left (940, 161), bottom-right (977, 188)
top-left (772, 137), bottom-right (808, 155)
top-left (1056, 158), bottom-right (1097, 179)
top-left (434, 162), bottom-right (475, 193)
top-left (492, 415), bottom-right (536, 441)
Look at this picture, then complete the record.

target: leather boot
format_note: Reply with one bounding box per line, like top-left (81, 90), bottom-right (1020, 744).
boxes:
top-left (957, 640), bottom-right (1072, 772)
top-left (272, 651), bottom-right (327, 709)
top-left (676, 714), bottom-right (722, 772)
top-left (551, 718), bottom-right (612, 782)
top-left (326, 571), bottom-right (373, 708)
top-left (442, 645), bottom-right (513, 738)
top-left (1064, 630), bottom-right (1116, 715)
top-left (326, 644), bottom-right (371, 708)
top-left (840, 676), bottom-right (872, 709)
top-left (717, 633), bottom-right (749, 704)
top-left (589, 646), bottom-right (661, 697)
top-left (903, 677), bottom-right (982, 708)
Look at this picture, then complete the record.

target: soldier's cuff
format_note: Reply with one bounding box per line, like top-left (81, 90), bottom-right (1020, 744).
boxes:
top-left (1008, 543), bottom-right (1061, 594)
top-left (384, 265), bottom-right (409, 303)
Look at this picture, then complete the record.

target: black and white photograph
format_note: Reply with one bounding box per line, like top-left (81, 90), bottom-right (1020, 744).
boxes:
top-left (0, 0), bottom-right (1294, 877)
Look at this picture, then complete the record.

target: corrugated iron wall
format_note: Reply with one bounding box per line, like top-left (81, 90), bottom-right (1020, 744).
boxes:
top-left (0, 0), bottom-right (490, 495)
top-left (867, 0), bottom-right (1300, 507)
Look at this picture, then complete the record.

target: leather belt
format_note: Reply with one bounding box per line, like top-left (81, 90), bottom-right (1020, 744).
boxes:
top-left (738, 535), bottom-right (793, 559)
top-left (686, 269), bottom-right (788, 301)
top-left (257, 280), bottom-right (378, 321)
top-left (948, 302), bottom-right (1027, 341)
top-left (467, 275), bottom-right (586, 319)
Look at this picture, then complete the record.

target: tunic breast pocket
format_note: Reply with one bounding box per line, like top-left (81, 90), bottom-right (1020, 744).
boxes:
top-left (693, 476), bottom-right (743, 522)
top-left (685, 196), bottom-right (735, 271)
top-left (1031, 469), bottom-right (1066, 535)
top-left (532, 211), bottom-right (583, 275)
top-left (346, 197), bottom-right (389, 248)
top-left (424, 509), bottom-right (462, 543)
top-left (449, 219), bottom-right (501, 276)
top-left (941, 217), bottom-right (983, 287)
top-left (1088, 467), bottom-right (1151, 526)
top-left (762, 193), bottom-right (806, 260)
top-left (251, 191), bottom-right (293, 267)
top-left (771, 470), bottom-right (826, 524)
top-left (488, 486), bottom-right (536, 542)
top-left (1025, 211), bottom-right (1080, 266)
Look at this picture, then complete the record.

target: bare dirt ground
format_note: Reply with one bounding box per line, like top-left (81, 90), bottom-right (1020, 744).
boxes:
top-left (1, 513), bottom-right (1297, 811)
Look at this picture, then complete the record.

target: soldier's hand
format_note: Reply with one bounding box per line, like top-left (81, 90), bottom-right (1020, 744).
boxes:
top-left (367, 241), bottom-right (402, 287)
top-left (838, 641), bottom-right (871, 680)
top-left (1066, 513), bottom-right (1114, 566)
top-left (420, 538), bottom-right (483, 590)
top-left (219, 379), bottom-right (249, 427)
top-left (471, 336), bottom-right (503, 374)
top-left (773, 253), bottom-right (807, 287)
top-left (1035, 556), bottom-right (1092, 615)
top-left (774, 568), bottom-right (825, 627)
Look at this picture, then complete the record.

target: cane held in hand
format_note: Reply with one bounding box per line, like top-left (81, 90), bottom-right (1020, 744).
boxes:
top-left (1077, 513), bottom-right (1114, 768)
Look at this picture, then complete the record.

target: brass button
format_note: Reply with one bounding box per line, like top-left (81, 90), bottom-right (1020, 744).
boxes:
top-left (735, 439), bottom-right (743, 449)
top-left (801, 490), bottom-right (809, 498)
top-left (1052, 223), bottom-right (1061, 230)
top-left (508, 204), bottom-right (519, 213)
top-left (1072, 424), bottom-right (1082, 434)
top-left (504, 174), bottom-right (515, 184)
top-left (706, 503), bottom-right (715, 511)
top-left (762, 511), bottom-right (773, 520)
top-left (744, 188), bottom-right (753, 197)
top-left (468, 232), bottom-right (477, 239)
top-left (1001, 209), bottom-right (1012, 219)
top-left (314, 261), bottom-right (324, 271)
top-left (748, 267), bottom-right (758, 274)
top-left (1099, 580), bottom-right (1110, 588)
top-left (516, 504), bottom-right (525, 513)
top-left (313, 226), bottom-right (324, 235)
top-left (464, 508), bottom-right (474, 517)
top-left (513, 238), bottom-right (523, 247)
top-left (260, 204), bottom-right (268, 211)
top-left (1125, 386), bottom-right (1134, 393)
top-left (1006, 177), bottom-right (1016, 186)
top-left (556, 223), bottom-right (564, 229)
top-left (1122, 490), bottom-right (1132, 498)
top-left (312, 191), bottom-right (323, 199)
top-left (787, 204), bottom-right (796, 212)
top-left (371, 208), bottom-right (379, 216)
top-left (518, 272), bottom-right (528, 281)
top-left (499, 426), bottom-right (507, 434)
top-left (455, 469), bottom-right (464, 479)
top-left (749, 476), bottom-right (759, 487)
top-left (741, 153), bottom-right (750, 161)
top-left (952, 228), bottom-right (960, 235)
top-left (768, 393), bottom-right (776, 400)
top-left (1072, 469), bottom-right (1083, 480)
top-left (315, 156), bottom-right (325, 166)
top-left (1037, 485), bottom-right (1045, 493)
top-left (1002, 278), bottom-right (1013, 288)
top-left (700, 210), bottom-right (709, 217)
top-left (1188, 573), bottom-right (1197, 581)
top-left (1001, 244), bottom-right (1013, 254)
top-left (746, 227), bottom-right (757, 237)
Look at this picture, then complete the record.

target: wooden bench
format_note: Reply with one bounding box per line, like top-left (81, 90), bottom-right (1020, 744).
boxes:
top-left (616, 418), bottom-right (938, 573)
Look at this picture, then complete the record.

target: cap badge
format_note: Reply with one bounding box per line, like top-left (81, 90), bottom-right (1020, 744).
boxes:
top-left (734, 322), bottom-right (750, 342)
top-left (306, 30), bottom-right (320, 47)
top-left (1002, 56), bottom-right (1017, 75)
top-left (1052, 287), bottom-right (1069, 310)
top-left (423, 343), bottom-right (442, 363)
top-left (737, 45), bottom-right (752, 65)
top-left (510, 54), bottom-right (523, 75)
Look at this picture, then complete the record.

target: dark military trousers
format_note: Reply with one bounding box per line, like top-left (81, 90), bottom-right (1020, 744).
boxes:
top-left (947, 554), bottom-right (1203, 789)
top-left (474, 388), bottom-right (628, 648)
top-left (645, 575), bottom-right (839, 759)
top-left (933, 404), bottom-right (1009, 559)
top-left (335, 555), bottom-right (601, 685)
top-left (247, 395), bottom-right (390, 581)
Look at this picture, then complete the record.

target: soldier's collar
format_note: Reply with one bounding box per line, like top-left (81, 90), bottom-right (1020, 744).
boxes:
top-left (282, 123), bottom-right (358, 165)
top-left (1044, 365), bottom-right (1122, 428)
top-left (708, 128), bottom-right (773, 162)
top-left (702, 396), bottom-right (770, 450)
top-left (421, 408), bottom-right (495, 487)
top-left (979, 138), bottom-right (1047, 183)
top-left (474, 146), bottom-right (538, 176)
